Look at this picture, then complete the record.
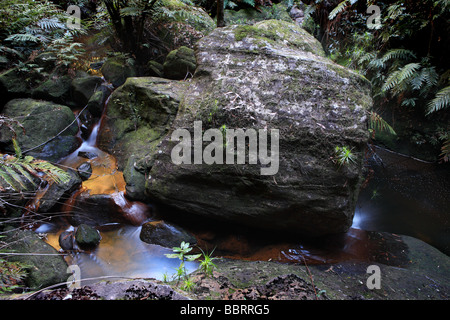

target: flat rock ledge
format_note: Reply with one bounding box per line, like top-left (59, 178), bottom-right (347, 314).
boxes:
top-left (7, 232), bottom-right (449, 301)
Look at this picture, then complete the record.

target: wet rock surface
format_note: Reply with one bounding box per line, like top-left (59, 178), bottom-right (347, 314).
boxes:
top-left (9, 231), bottom-right (449, 300)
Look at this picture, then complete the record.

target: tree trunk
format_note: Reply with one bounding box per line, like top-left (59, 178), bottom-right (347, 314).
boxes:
top-left (216, 0), bottom-right (225, 27)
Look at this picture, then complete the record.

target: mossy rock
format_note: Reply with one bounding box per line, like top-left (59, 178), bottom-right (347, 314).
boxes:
top-left (0, 98), bottom-right (80, 162)
top-left (97, 77), bottom-right (188, 169)
top-left (75, 224), bottom-right (101, 249)
top-left (32, 74), bottom-right (72, 104)
top-left (224, 2), bottom-right (292, 26)
top-left (139, 220), bottom-right (197, 248)
top-left (150, 0), bottom-right (215, 50)
top-left (232, 19), bottom-right (326, 56)
top-left (4, 230), bottom-right (69, 290)
top-left (0, 68), bottom-right (31, 108)
top-left (100, 57), bottom-right (136, 88)
top-left (70, 75), bottom-right (104, 108)
top-left (163, 46), bottom-right (197, 80)
top-left (146, 20), bottom-right (372, 237)
top-left (147, 60), bottom-right (164, 77)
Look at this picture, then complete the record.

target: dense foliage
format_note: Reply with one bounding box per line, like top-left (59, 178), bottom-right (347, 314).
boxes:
top-left (301, 0), bottom-right (450, 161)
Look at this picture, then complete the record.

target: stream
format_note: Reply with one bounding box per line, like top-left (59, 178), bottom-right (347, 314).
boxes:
top-left (30, 79), bottom-right (449, 284)
top-left (34, 91), bottom-right (199, 284)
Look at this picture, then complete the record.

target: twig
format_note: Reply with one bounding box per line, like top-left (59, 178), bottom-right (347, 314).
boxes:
top-left (300, 253), bottom-right (318, 300)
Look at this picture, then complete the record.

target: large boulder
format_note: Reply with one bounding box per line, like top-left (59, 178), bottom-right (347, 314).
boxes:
top-left (97, 20), bottom-right (372, 237)
top-left (144, 20), bottom-right (372, 237)
top-left (97, 77), bottom-right (188, 200)
top-left (0, 98), bottom-right (80, 162)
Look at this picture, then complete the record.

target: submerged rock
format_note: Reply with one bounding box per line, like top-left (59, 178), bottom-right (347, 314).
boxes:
top-left (77, 162), bottom-right (93, 181)
top-left (58, 230), bottom-right (75, 251)
top-left (139, 220), bottom-right (197, 248)
top-left (75, 224), bottom-right (101, 249)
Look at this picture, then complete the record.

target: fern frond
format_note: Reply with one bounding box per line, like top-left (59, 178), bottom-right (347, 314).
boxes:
top-left (381, 49), bottom-right (416, 63)
top-left (239, 0), bottom-right (256, 7)
top-left (329, 1), bottom-right (351, 20)
top-left (1, 165), bottom-right (27, 191)
top-left (37, 17), bottom-right (65, 31)
top-left (440, 137), bottom-right (450, 162)
top-left (0, 154), bottom-right (70, 193)
top-left (30, 160), bottom-right (70, 185)
top-left (382, 63), bottom-right (421, 92)
top-left (5, 33), bottom-right (40, 43)
top-left (369, 111), bottom-right (396, 135)
top-left (426, 85), bottom-right (450, 115)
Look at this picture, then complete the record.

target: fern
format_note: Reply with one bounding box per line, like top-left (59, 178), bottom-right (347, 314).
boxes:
top-left (328, 0), bottom-right (358, 20)
top-left (369, 111), bottom-right (396, 135)
top-left (239, 0), bottom-right (256, 7)
top-left (382, 63), bottom-right (421, 93)
top-left (5, 33), bottom-right (41, 43)
top-left (380, 49), bottom-right (416, 64)
top-left (440, 137), bottom-right (450, 162)
top-left (0, 154), bottom-right (70, 192)
top-left (426, 85), bottom-right (450, 115)
top-left (37, 17), bottom-right (65, 31)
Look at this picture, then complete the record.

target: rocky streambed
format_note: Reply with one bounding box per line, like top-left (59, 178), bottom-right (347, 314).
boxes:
top-left (6, 231), bottom-right (449, 301)
top-left (1, 15), bottom-right (449, 301)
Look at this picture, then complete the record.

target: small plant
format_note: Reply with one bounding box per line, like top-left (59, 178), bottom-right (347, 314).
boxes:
top-left (180, 277), bottom-right (196, 292)
top-left (198, 247), bottom-right (217, 277)
top-left (334, 145), bottom-right (356, 168)
top-left (0, 236), bottom-right (29, 293)
top-left (164, 241), bottom-right (201, 285)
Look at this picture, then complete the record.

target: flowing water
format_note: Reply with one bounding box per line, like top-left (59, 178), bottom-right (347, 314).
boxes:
top-left (32, 82), bottom-right (449, 281)
top-left (37, 92), bottom-right (198, 284)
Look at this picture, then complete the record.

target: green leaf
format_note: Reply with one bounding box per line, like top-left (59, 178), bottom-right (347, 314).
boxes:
top-left (329, 1), bottom-right (350, 20)
top-left (426, 85), bottom-right (450, 115)
top-left (185, 254), bottom-right (201, 262)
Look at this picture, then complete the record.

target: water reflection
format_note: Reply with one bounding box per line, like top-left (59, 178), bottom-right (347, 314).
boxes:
top-left (353, 146), bottom-right (450, 255)
top-left (46, 224), bottom-right (198, 284)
